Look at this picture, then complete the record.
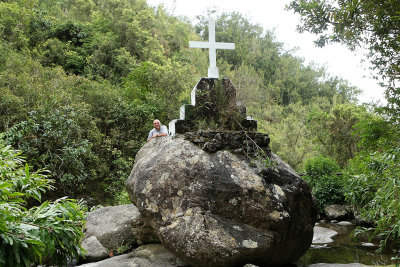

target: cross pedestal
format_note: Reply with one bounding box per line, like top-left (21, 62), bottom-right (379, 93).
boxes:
top-left (168, 77), bottom-right (257, 136)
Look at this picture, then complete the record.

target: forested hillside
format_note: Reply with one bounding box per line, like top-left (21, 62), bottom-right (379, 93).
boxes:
top-left (0, 0), bottom-right (399, 262)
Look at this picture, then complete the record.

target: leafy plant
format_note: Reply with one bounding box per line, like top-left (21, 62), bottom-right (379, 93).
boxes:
top-left (347, 148), bottom-right (400, 258)
top-left (304, 155), bottom-right (340, 179)
top-left (0, 143), bottom-right (86, 267)
top-left (345, 114), bottom-right (400, 259)
top-left (303, 156), bottom-right (346, 213)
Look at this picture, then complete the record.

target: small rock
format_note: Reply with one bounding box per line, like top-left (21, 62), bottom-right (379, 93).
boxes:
top-left (361, 242), bottom-right (375, 247)
top-left (202, 141), bottom-right (217, 152)
top-left (311, 244), bottom-right (328, 249)
top-left (192, 137), bottom-right (206, 143)
top-left (353, 209), bottom-right (373, 226)
top-left (313, 226), bottom-right (338, 244)
top-left (337, 221), bottom-right (352, 226)
top-left (81, 236), bottom-right (108, 262)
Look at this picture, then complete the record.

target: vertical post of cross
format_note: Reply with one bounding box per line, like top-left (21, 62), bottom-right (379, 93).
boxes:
top-left (189, 19), bottom-right (235, 78)
top-left (208, 19), bottom-right (217, 77)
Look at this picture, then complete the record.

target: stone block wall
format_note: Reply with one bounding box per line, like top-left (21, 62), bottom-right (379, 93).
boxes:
top-left (179, 130), bottom-right (270, 157)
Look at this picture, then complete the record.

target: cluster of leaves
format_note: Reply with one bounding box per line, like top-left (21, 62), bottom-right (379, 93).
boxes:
top-left (302, 155), bottom-right (346, 213)
top-left (0, 143), bottom-right (85, 267)
top-left (4, 106), bottom-right (101, 197)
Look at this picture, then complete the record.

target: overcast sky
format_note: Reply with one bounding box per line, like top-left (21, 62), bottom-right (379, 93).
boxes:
top-left (147, 0), bottom-right (386, 104)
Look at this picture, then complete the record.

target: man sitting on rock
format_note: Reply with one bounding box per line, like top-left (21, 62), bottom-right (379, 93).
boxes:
top-left (147, 119), bottom-right (168, 141)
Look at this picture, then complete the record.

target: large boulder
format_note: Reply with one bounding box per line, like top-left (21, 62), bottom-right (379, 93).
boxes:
top-left (84, 204), bottom-right (159, 252)
top-left (126, 136), bottom-right (317, 267)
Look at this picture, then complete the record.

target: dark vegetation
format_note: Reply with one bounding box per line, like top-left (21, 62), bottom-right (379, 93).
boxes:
top-left (0, 0), bottom-right (399, 264)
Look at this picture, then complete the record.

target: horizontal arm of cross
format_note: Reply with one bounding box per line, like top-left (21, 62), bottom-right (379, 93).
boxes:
top-left (189, 41), bottom-right (235, 50)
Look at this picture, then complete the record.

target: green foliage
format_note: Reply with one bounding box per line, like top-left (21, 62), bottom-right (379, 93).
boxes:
top-left (303, 156), bottom-right (346, 213)
top-left (84, 32), bottom-right (137, 83)
top-left (0, 143), bottom-right (85, 266)
top-left (122, 60), bottom-right (196, 122)
top-left (0, 1), bottom-right (32, 50)
top-left (0, 18), bottom-right (166, 203)
top-left (28, 9), bottom-right (52, 47)
top-left (306, 104), bottom-right (370, 167)
top-left (287, 0), bottom-right (400, 121)
top-left (35, 20), bottom-right (91, 75)
top-left (5, 105), bottom-right (101, 196)
top-left (353, 115), bottom-right (395, 153)
top-left (0, 87), bottom-right (26, 132)
top-left (311, 175), bottom-right (347, 213)
top-left (52, 21), bottom-right (88, 47)
top-left (267, 103), bottom-right (320, 170)
top-left (304, 156), bottom-right (340, 178)
top-left (347, 148), bottom-right (400, 257)
top-left (346, 116), bottom-right (400, 256)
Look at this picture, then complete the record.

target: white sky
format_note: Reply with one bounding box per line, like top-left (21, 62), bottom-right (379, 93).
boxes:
top-left (147, 0), bottom-right (386, 104)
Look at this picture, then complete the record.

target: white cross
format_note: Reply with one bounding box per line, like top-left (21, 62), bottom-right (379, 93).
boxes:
top-left (189, 19), bottom-right (235, 78)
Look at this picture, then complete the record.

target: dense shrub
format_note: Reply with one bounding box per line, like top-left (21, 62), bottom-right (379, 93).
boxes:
top-left (5, 105), bottom-right (102, 197)
top-left (304, 155), bottom-right (340, 178)
top-left (0, 88), bottom-right (26, 132)
top-left (303, 156), bottom-right (346, 213)
top-left (0, 143), bottom-right (85, 266)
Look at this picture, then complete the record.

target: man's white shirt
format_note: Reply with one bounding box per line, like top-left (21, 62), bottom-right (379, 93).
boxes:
top-left (148, 125), bottom-right (168, 140)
